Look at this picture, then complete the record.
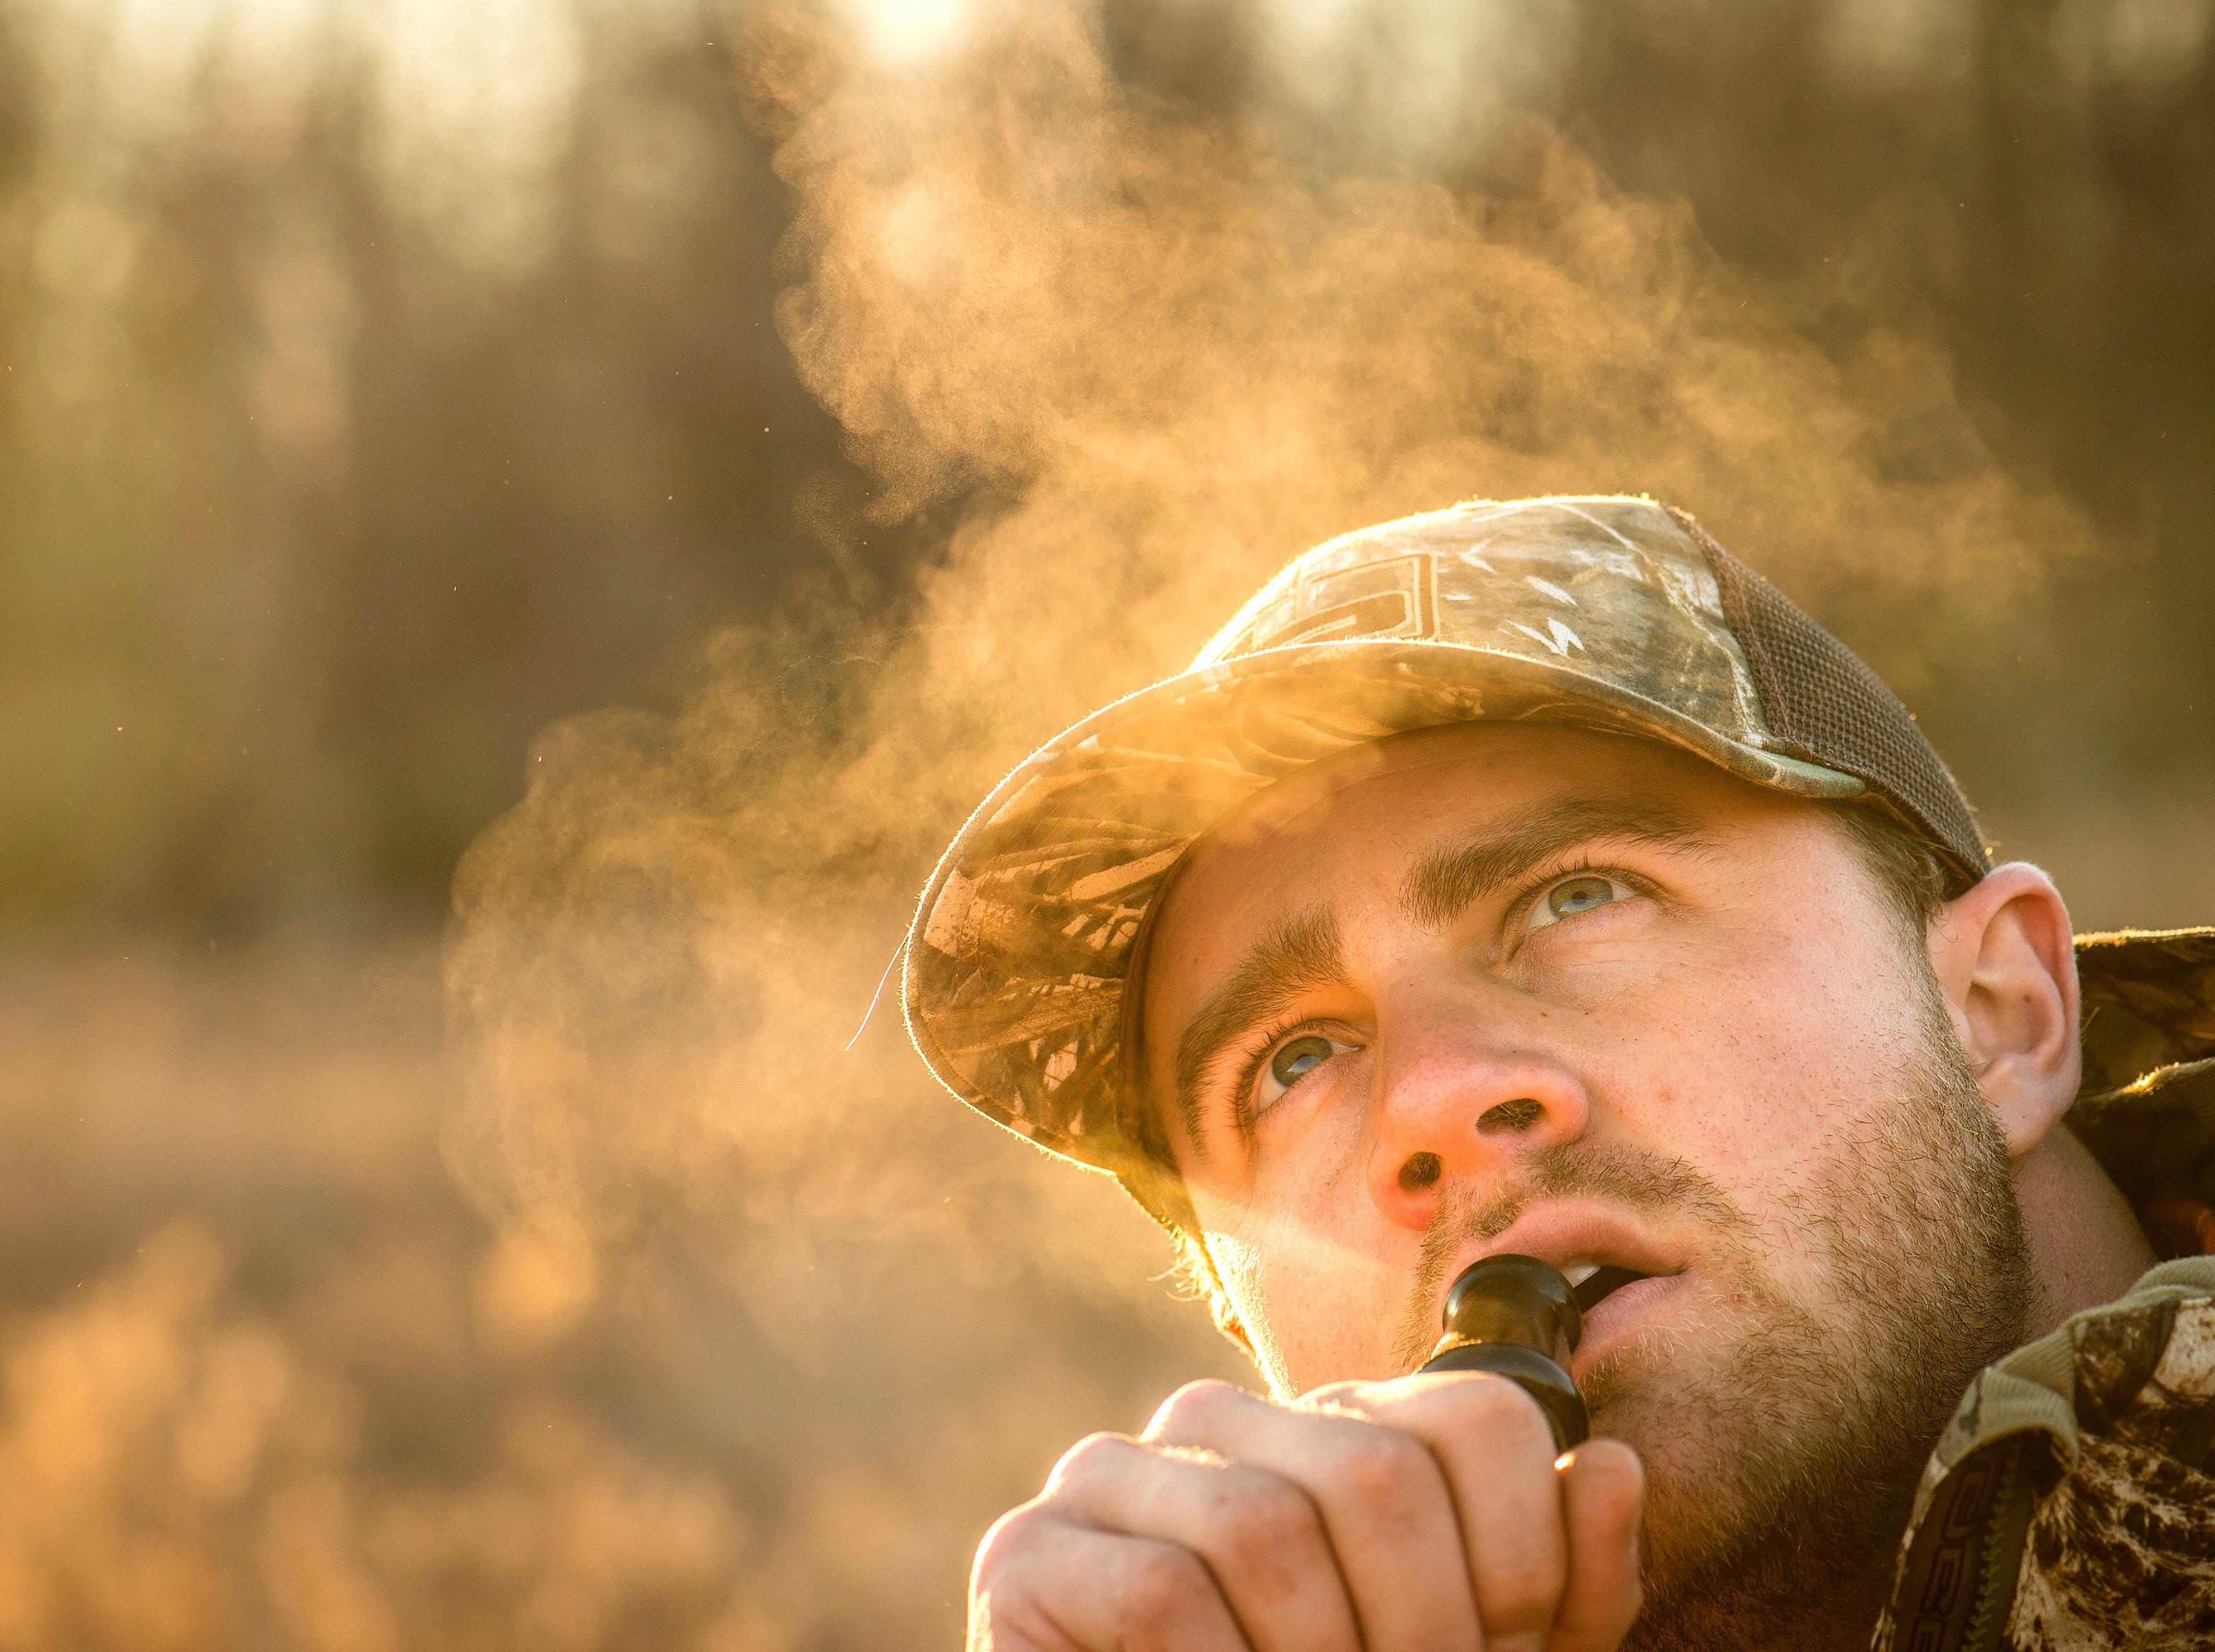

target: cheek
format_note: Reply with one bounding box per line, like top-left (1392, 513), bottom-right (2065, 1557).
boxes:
top-left (1196, 1174), bottom-right (1408, 1394)
top-left (1641, 900), bottom-right (1913, 1109)
top-left (1618, 913), bottom-right (1939, 1273)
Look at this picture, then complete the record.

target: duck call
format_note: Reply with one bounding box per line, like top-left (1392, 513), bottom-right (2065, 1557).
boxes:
top-left (1417, 1253), bottom-right (1592, 1452)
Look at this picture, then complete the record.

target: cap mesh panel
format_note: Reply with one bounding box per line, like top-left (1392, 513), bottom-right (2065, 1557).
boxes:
top-left (1671, 508), bottom-right (1989, 893)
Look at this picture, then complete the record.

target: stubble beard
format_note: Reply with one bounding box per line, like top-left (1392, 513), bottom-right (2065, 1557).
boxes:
top-left (1607, 1007), bottom-right (2036, 1652)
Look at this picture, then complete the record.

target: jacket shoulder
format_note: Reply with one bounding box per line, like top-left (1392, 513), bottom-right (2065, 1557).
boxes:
top-left (2004, 1265), bottom-right (2215, 1649)
top-left (1878, 1258), bottom-right (2215, 1652)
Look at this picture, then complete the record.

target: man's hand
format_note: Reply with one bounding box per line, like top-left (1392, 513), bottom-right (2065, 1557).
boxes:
top-left (968, 1371), bottom-right (1645, 1651)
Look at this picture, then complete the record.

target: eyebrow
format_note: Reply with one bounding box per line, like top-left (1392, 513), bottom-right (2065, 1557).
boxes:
top-left (1397, 797), bottom-right (1715, 929)
top-left (1163, 795), bottom-right (1717, 1150)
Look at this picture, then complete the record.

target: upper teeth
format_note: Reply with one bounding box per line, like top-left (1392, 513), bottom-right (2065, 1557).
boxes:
top-left (1563, 1262), bottom-right (1599, 1286)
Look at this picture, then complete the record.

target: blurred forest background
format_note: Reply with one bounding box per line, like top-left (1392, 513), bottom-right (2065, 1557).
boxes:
top-left (2, 0), bottom-right (2212, 1646)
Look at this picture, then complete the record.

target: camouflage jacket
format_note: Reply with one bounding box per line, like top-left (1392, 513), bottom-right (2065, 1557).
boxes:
top-left (1877, 931), bottom-right (2215, 1651)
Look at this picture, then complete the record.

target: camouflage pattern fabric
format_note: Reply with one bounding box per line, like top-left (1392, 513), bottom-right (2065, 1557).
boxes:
top-left (2074, 929), bottom-right (2215, 1258)
top-left (2002, 1292), bottom-right (2215, 1649)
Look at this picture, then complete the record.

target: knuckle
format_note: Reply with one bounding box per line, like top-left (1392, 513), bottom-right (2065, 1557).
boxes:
top-left (1580, 1436), bottom-right (1648, 1499)
top-left (1300, 1378), bottom-right (1371, 1412)
top-left (971, 1502), bottom-right (1049, 1587)
top-left (1122, 1545), bottom-right (1211, 1631)
top-left (1564, 1438), bottom-right (1650, 1552)
top-left (1209, 1472), bottom-right (1318, 1573)
top-left (974, 1496), bottom-right (1050, 1576)
top-left (1047, 1430), bottom-right (1135, 1491)
top-left (1326, 1423), bottom-right (1430, 1510)
top-left (1147, 1378), bottom-right (1242, 1439)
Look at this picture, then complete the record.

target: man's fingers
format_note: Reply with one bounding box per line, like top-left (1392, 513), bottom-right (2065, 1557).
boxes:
top-left (1551, 1438), bottom-right (1645, 1652)
top-left (1334, 1372), bottom-right (1569, 1652)
top-left (1122, 1375), bottom-right (1645, 1652)
top-left (1144, 1381), bottom-right (1480, 1652)
top-left (972, 1503), bottom-right (1255, 1652)
top-left (1307, 1374), bottom-right (1646, 1652)
top-left (1042, 1432), bottom-right (1362, 1652)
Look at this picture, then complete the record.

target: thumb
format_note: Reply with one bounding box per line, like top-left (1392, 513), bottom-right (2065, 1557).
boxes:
top-left (1550, 1438), bottom-right (1644, 1652)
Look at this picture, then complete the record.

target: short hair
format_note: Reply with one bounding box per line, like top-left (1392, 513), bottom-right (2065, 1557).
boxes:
top-left (1827, 797), bottom-right (1957, 941)
top-left (1120, 796), bottom-right (1961, 1341)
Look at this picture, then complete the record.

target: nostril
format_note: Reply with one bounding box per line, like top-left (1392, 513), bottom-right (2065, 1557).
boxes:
top-left (1478, 1098), bottom-right (1544, 1133)
top-left (1398, 1151), bottom-right (1442, 1192)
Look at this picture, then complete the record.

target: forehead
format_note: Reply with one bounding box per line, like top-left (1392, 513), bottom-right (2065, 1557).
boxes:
top-left (1137, 721), bottom-right (1808, 1037)
top-left (1165, 721), bottom-right (1745, 907)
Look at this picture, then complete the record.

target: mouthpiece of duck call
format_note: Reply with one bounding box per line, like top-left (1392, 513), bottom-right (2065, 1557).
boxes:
top-left (1418, 1253), bottom-right (1590, 1451)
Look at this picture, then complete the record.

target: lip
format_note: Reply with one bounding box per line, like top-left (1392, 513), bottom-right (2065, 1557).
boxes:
top-left (1438, 1202), bottom-right (1684, 1299)
top-left (1427, 1201), bottom-right (1688, 1361)
top-left (1568, 1269), bottom-right (1691, 1378)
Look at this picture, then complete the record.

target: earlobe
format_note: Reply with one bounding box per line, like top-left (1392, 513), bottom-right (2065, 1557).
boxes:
top-left (1926, 863), bottom-right (2082, 1157)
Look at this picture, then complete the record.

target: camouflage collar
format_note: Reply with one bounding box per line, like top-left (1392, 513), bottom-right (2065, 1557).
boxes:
top-left (1877, 1253), bottom-right (2215, 1651)
top-left (2071, 927), bottom-right (2215, 1254)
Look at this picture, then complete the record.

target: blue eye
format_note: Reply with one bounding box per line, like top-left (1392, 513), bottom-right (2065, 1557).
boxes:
top-left (1251, 1030), bottom-right (1356, 1116)
top-left (1528, 873), bottom-right (1631, 930)
top-left (1269, 1035), bottom-right (1336, 1089)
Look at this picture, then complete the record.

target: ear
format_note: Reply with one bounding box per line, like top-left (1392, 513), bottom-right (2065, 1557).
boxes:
top-left (1924, 862), bottom-right (2081, 1157)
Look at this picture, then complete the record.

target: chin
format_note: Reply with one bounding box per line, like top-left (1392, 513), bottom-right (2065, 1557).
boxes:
top-left (1580, 1325), bottom-right (1708, 1438)
top-left (1581, 1349), bottom-right (1749, 1549)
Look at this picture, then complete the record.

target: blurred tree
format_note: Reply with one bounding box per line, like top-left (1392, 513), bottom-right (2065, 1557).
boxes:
top-left (0, 1), bottom-right (875, 935)
top-left (1, 0), bottom-right (2209, 930)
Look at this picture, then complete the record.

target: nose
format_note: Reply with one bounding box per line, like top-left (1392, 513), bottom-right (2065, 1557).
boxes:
top-left (1365, 989), bottom-right (1591, 1232)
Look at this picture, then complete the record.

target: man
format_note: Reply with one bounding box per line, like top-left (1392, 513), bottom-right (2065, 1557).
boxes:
top-left (901, 496), bottom-right (2215, 1651)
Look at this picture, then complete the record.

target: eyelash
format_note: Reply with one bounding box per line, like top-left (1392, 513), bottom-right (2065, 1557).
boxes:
top-left (1222, 856), bottom-right (1652, 1125)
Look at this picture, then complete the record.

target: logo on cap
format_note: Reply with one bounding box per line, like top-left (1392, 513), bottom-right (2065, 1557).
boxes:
top-left (1231, 551), bottom-right (1441, 654)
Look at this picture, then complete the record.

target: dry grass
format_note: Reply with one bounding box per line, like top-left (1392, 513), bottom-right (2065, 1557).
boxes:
top-left (0, 942), bottom-right (1240, 1650)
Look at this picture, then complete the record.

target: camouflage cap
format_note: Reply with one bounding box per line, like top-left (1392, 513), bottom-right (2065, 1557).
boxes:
top-left (901, 494), bottom-right (2214, 1183)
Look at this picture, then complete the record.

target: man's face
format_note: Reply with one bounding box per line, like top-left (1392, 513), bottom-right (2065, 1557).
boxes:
top-left (1138, 720), bottom-right (2032, 1638)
